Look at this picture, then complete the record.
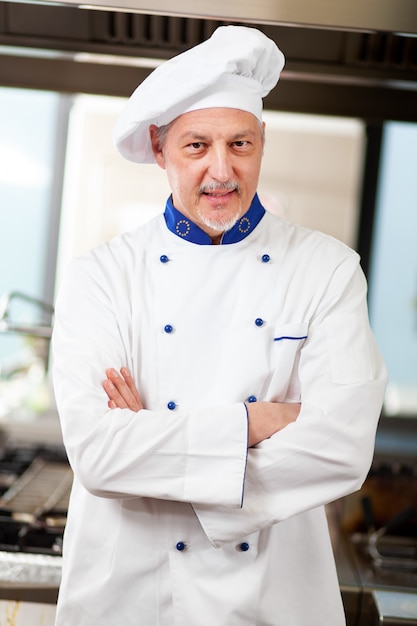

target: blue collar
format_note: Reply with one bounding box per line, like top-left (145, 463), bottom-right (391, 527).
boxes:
top-left (163, 194), bottom-right (266, 245)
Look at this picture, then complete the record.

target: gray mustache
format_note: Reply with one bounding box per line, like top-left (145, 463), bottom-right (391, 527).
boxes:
top-left (199, 181), bottom-right (240, 194)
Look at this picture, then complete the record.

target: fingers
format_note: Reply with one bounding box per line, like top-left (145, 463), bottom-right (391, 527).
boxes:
top-left (103, 377), bottom-right (130, 409)
top-left (120, 367), bottom-right (142, 405)
top-left (103, 368), bottom-right (143, 412)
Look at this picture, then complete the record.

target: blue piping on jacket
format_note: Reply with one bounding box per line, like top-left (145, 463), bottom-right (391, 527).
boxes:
top-left (274, 335), bottom-right (308, 342)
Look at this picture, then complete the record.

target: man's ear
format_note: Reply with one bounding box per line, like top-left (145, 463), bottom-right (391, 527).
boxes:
top-left (149, 125), bottom-right (166, 169)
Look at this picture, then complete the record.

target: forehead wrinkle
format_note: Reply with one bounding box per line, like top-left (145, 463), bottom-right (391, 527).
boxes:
top-left (178, 128), bottom-right (259, 143)
top-left (178, 131), bottom-right (210, 142)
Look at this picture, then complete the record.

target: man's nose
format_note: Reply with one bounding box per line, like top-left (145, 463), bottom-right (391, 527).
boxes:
top-left (208, 147), bottom-right (234, 182)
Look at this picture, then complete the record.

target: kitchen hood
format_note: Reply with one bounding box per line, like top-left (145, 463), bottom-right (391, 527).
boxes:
top-left (49, 0), bottom-right (417, 36)
top-left (0, 0), bottom-right (416, 120)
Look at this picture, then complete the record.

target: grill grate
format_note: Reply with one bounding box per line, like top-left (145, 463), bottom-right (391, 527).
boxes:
top-left (0, 458), bottom-right (72, 523)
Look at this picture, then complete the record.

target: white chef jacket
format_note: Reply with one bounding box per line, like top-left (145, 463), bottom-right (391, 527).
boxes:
top-left (52, 195), bottom-right (387, 626)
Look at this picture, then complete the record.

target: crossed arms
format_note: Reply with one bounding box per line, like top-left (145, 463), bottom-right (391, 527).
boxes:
top-left (103, 367), bottom-right (301, 447)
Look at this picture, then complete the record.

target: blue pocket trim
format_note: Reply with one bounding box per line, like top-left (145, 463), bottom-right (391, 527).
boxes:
top-left (274, 335), bottom-right (307, 342)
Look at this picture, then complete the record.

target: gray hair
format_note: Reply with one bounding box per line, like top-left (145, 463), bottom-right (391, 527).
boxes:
top-left (153, 122), bottom-right (174, 151)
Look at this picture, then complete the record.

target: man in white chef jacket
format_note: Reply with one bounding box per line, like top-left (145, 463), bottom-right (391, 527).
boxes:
top-left (52, 26), bottom-right (387, 626)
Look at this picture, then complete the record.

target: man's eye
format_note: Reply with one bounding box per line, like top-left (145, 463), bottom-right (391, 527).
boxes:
top-left (233, 141), bottom-right (248, 147)
top-left (189, 142), bottom-right (204, 149)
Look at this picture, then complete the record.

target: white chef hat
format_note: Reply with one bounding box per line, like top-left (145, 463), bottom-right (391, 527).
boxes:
top-left (113, 25), bottom-right (285, 163)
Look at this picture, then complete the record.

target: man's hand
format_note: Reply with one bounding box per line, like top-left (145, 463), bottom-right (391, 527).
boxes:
top-left (246, 401), bottom-right (301, 447)
top-left (103, 368), bottom-right (143, 412)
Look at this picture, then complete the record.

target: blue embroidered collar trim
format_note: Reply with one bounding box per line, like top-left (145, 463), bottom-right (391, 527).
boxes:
top-left (164, 194), bottom-right (266, 245)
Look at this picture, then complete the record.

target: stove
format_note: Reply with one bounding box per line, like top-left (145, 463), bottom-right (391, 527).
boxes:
top-left (339, 455), bottom-right (417, 626)
top-left (0, 441), bottom-right (70, 605)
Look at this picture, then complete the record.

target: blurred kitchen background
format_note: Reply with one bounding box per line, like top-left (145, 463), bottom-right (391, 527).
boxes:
top-left (0, 1), bottom-right (417, 623)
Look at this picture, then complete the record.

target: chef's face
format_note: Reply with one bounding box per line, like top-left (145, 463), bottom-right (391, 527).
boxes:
top-left (150, 108), bottom-right (265, 241)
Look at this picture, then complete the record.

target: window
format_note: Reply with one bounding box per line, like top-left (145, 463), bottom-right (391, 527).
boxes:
top-left (0, 87), bottom-right (67, 414)
top-left (368, 121), bottom-right (417, 416)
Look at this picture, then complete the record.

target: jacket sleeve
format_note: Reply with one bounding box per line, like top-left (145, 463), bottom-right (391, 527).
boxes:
top-left (52, 252), bottom-right (248, 508)
top-left (193, 253), bottom-right (387, 547)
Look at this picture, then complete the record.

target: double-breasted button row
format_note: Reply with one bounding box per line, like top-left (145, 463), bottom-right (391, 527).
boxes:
top-left (175, 541), bottom-right (250, 552)
top-left (160, 249), bottom-right (265, 412)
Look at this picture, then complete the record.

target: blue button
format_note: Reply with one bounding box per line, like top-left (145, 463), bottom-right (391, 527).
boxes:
top-left (167, 401), bottom-right (176, 411)
top-left (160, 254), bottom-right (169, 263)
top-left (164, 324), bottom-right (173, 333)
top-left (176, 541), bottom-right (186, 551)
top-left (255, 318), bottom-right (264, 327)
top-left (261, 254), bottom-right (270, 263)
top-left (247, 396), bottom-right (257, 403)
top-left (240, 542), bottom-right (250, 552)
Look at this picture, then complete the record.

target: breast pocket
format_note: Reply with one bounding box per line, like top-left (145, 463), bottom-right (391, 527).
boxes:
top-left (263, 322), bottom-right (309, 401)
top-left (273, 323), bottom-right (308, 345)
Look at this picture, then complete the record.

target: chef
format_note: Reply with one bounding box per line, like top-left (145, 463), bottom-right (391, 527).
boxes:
top-left (52, 25), bottom-right (387, 626)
